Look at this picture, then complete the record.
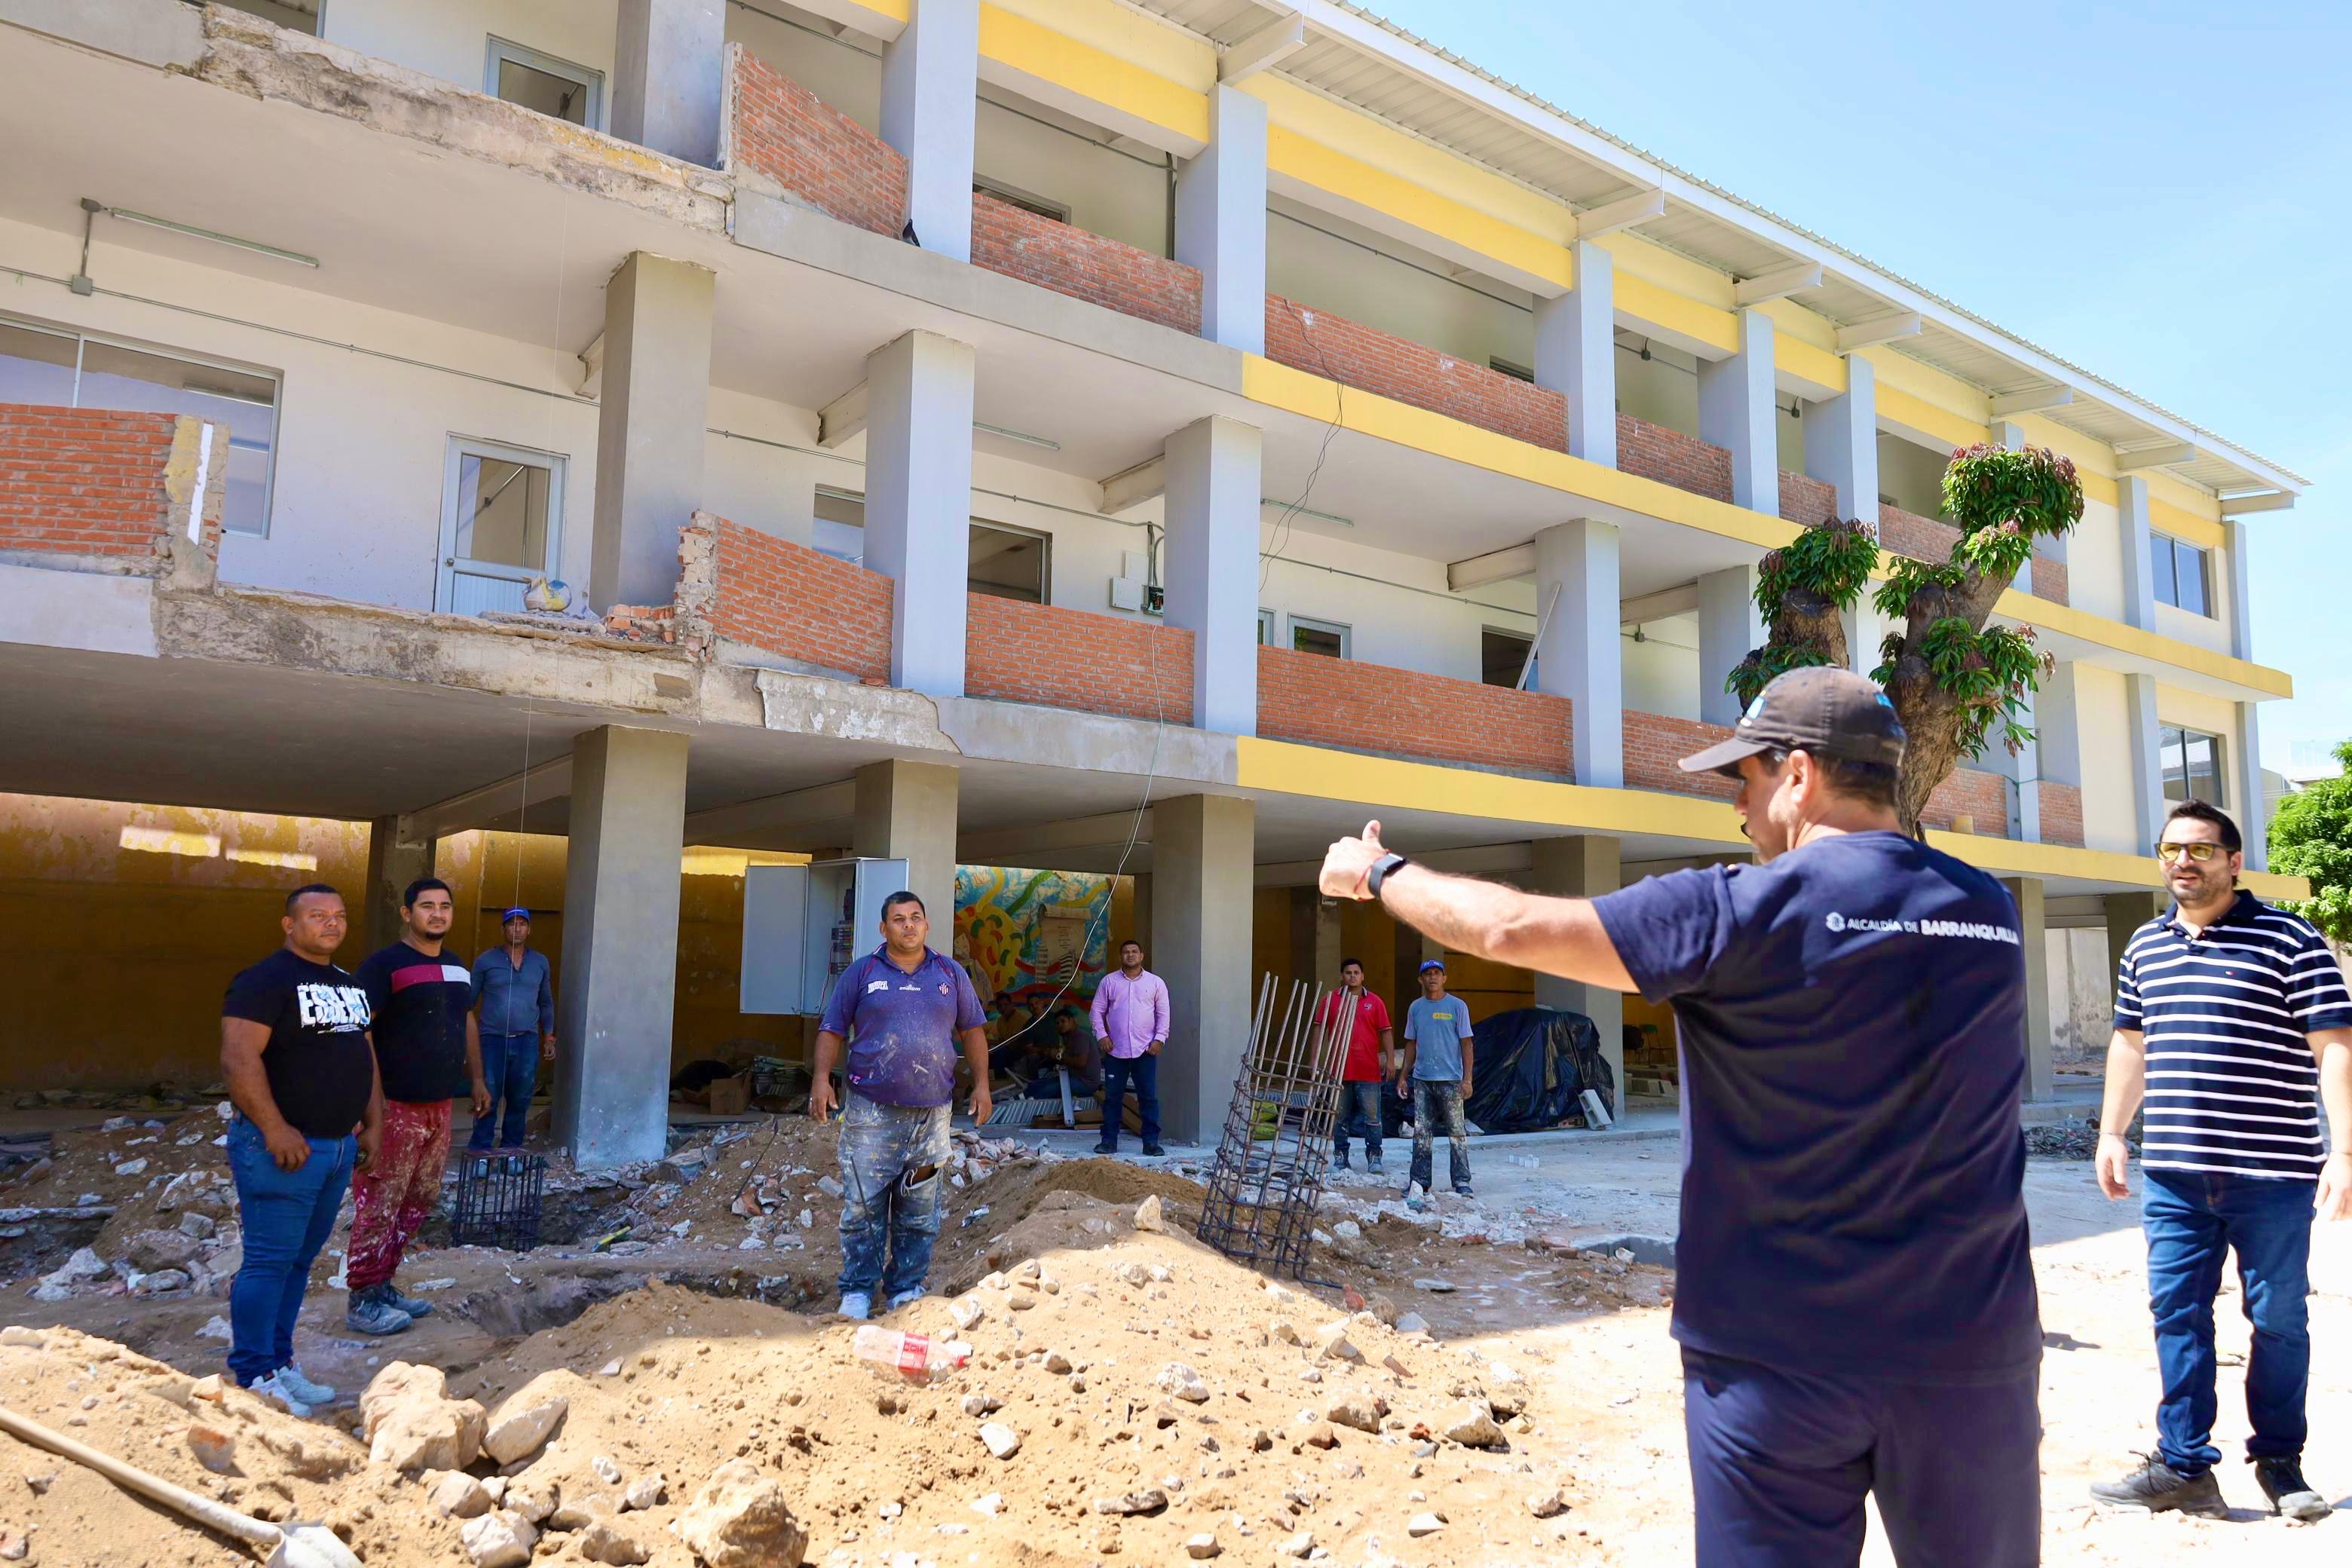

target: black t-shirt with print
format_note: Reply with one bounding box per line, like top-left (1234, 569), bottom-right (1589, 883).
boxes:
top-left (221, 948), bottom-right (377, 1141)
top-left (354, 941), bottom-right (476, 1104)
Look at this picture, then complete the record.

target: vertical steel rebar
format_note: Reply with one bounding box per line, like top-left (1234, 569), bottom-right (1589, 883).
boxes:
top-left (1196, 969), bottom-right (1353, 1279)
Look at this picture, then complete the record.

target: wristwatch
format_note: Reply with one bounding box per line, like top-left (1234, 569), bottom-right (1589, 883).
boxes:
top-left (1366, 852), bottom-right (1410, 899)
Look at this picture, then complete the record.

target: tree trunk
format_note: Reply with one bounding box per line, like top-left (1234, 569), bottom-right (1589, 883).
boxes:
top-left (1881, 565), bottom-right (2017, 838)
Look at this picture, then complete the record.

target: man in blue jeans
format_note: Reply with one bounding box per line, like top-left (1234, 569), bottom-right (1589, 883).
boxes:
top-left (1091, 941), bottom-right (1168, 1155)
top-left (2092, 798), bottom-right (2352, 1523)
top-left (469, 907), bottom-right (554, 1149)
top-left (219, 884), bottom-right (383, 1416)
top-left (810, 890), bottom-right (991, 1320)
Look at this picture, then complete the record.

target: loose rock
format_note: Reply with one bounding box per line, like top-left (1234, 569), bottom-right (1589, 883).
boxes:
top-left (460, 1509), bottom-right (538, 1568)
top-left (482, 1395), bottom-right (568, 1465)
top-left (979, 1423), bottom-right (1020, 1460)
top-left (672, 1459), bottom-right (810, 1568)
top-left (1156, 1363), bottom-right (1209, 1403)
top-left (579, 1521), bottom-right (651, 1566)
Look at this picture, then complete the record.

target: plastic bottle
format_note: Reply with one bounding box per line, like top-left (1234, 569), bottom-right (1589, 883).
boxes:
top-left (852, 1325), bottom-right (972, 1383)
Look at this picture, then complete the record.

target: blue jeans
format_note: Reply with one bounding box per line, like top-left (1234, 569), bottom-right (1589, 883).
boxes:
top-left (1098, 1052), bottom-right (1159, 1150)
top-left (2142, 1167), bottom-right (2315, 1476)
top-left (1683, 1349), bottom-right (2040, 1567)
top-left (225, 1117), bottom-right (355, 1386)
top-left (836, 1094), bottom-right (951, 1301)
top-left (1409, 1078), bottom-right (1472, 1193)
top-left (1335, 1080), bottom-right (1383, 1164)
top-left (469, 1031), bottom-right (539, 1150)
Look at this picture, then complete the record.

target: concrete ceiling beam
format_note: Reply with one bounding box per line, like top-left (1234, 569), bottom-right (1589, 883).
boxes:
top-left (1989, 385), bottom-right (2073, 418)
top-left (684, 779), bottom-right (858, 846)
top-left (2115, 442), bottom-right (2197, 472)
top-left (960, 808), bottom-right (1153, 865)
top-left (817, 380), bottom-right (868, 449)
top-left (1447, 541), bottom-right (1535, 591)
top-left (1573, 188), bottom-right (1664, 239)
top-left (1734, 259), bottom-right (1821, 306)
top-left (402, 755), bottom-right (574, 842)
top-left (1220, 12), bottom-right (1307, 83)
top-left (1833, 312), bottom-right (1923, 353)
top-left (1098, 454), bottom-right (1166, 515)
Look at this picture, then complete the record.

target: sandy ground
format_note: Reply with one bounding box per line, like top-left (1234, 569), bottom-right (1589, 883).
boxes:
top-left (0, 1116), bottom-right (2345, 1566)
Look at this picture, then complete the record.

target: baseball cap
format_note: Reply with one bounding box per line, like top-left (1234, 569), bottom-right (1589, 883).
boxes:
top-left (1417, 958), bottom-right (1447, 973)
top-left (501, 906), bottom-right (532, 921)
top-left (1677, 666), bottom-right (1906, 779)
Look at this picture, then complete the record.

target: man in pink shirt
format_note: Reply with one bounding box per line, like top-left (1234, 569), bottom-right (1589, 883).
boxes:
top-left (1090, 939), bottom-right (1170, 1156)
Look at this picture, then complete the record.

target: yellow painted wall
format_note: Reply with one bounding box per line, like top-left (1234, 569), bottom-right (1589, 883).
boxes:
top-left (2070, 666), bottom-right (2140, 856)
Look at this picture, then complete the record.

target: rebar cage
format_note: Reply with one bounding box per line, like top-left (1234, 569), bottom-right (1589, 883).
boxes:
top-left (449, 1148), bottom-right (549, 1251)
top-left (1193, 973), bottom-right (1354, 1279)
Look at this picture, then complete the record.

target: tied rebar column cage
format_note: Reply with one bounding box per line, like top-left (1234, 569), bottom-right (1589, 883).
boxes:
top-left (1193, 972), bottom-right (1355, 1279)
top-left (449, 1150), bottom-right (549, 1251)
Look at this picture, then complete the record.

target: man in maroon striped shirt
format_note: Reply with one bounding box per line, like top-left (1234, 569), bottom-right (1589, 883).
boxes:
top-left (348, 878), bottom-right (490, 1337)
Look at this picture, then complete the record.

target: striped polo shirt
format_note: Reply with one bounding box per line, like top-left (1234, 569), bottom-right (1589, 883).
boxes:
top-left (2115, 890), bottom-right (2352, 1181)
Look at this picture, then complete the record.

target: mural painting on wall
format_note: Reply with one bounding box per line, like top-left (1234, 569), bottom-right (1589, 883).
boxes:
top-left (952, 865), bottom-right (1113, 1037)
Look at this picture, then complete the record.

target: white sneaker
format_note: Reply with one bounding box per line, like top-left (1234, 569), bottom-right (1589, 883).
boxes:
top-left (886, 1288), bottom-right (926, 1311)
top-left (247, 1370), bottom-right (314, 1417)
top-left (276, 1364), bottom-right (335, 1406)
top-left (837, 1292), bottom-right (873, 1321)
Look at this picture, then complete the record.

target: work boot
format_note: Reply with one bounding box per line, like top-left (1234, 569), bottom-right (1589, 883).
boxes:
top-left (1142, 1143), bottom-right (1164, 1157)
top-left (2254, 1458), bottom-right (2332, 1522)
top-left (1334, 1152), bottom-right (1351, 1171)
top-left (345, 1285), bottom-right (415, 1338)
top-left (2090, 1453), bottom-right (2227, 1517)
top-left (380, 1281), bottom-right (436, 1319)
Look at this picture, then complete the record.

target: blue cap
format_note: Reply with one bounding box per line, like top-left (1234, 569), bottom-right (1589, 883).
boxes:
top-left (1417, 958), bottom-right (1447, 972)
top-left (501, 907), bottom-right (532, 922)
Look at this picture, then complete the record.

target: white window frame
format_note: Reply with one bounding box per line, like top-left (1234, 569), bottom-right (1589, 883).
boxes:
top-left (485, 36), bottom-right (605, 131)
top-left (1288, 614), bottom-right (1352, 660)
top-left (966, 515), bottom-right (1053, 605)
top-left (436, 434), bottom-right (568, 612)
top-left (0, 313), bottom-right (283, 537)
top-left (1257, 608), bottom-right (1276, 645)
top-left (2152, 532), bottom-right (2212, 618)
top-left (2158, 723), bottom-right (2227, 809)
top-left (972, 174), bottom-right (1070, 225)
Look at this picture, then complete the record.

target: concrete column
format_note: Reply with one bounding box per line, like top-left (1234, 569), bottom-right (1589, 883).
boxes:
top-left (2118, 476), bottom-right (2158, 631)
top-left (1530, 836), bottom-right (1623, 1095)
top-left (1155, 794), bottom-right (1254, 1144)
top-left (880, 0), bottom-right (978, 260)
top-left (1312, 898), bottom-right (1343, 982)
top-left (1174, 85), bottom-right (1266, 355)
top-left (2222, 516), bottom-right (2256, 662)
top-left (1533, 519), bottom-right (1622, 787)
top-left (2235, 703), bottom-right (2268, 871)
top-left (611, 0), bottom-right (724, 164)
top-left (1987, 684), bottom-right (2041, 842)
top-left (863, 329), bottom-right (977, 696)
top-left (1162, 415), bottom-right (1263, 736)
top-left (1696, 565), bottom-right (1763, 727)
top-left (2124, 672), bottom-right (2166, 851)
top-left (2037, 661), bottom-right (2083, 792)
top-left (1697, 308), bottom-right (1778, 516)
top-left (591, 252), bottom-right (715, 610)
top-left (363, 816), bottom-right (436, 954)
top-left (1802, 354), bottom-right (1876, 523)
top-left (1128, 872), bottom-right (1153, 958)
top-left (1533, 241), bottom-right (1616, 467)
top-left (2103, 890), bottom-right (2164, 1003)
top-left (853, 758), bottom-right (960, 934)
top-left (1992, 420), bottom-right (2027, 452)
top-left (2001, 877), bottom-right (2054, 1101)
top-left (555, 726), bottom-right (691, 1168)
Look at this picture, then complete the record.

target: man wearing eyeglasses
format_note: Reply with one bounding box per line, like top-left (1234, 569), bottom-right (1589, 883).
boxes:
top-left (2090, 798), bottom-right (2352, 1524)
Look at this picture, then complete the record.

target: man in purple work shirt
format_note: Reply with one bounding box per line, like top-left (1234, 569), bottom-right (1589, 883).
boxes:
top-left (811, 890), bottom-right (991, 1321)
top-left (1090, 939), bottom-right (1169, 1156)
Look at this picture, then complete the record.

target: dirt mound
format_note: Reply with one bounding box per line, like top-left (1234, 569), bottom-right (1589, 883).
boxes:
top-left (987, 1156), bottom-right (1205, 1228)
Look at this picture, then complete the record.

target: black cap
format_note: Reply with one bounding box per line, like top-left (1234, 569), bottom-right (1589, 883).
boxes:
top-left (1677, 666), bottom-right (1907, 778)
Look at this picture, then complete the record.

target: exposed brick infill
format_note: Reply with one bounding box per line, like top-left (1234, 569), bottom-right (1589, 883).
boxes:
top-left (1257, 646), bottom-right (1572, 778)
top-left (689, 513), bottom-right (893, 681)
top-left (1877, 503), bottom-right (2070, 607)
top-left (965, 594), bottom-right (1195, 723)
top-left (0, 404), bottom-right (223, 572)
top-left (2038, 780), bottom-right (2085, 847)
top-left (1625, 707), bottom-right (2010, 835)
top-left (1615, 413), bottom-right (1732, 504)
top-left (972, 194), bottom-right (1202, 334)
top-left (727, 46), bottom-right (906, 236)
top-left (1264, 296), bottom-right (1569, 452)
top-left (1779, 469), bottom-right (1836, 527)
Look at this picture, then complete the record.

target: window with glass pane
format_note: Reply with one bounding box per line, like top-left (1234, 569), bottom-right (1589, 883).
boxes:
top-left (486, 39), bottom-right (601, 127)
top-left (1481, 627), bottom-right (1533, 687)
top-left (2159, 724), bottom-right (2225, 806)
top-left (813, 489), bottom-right (865, 566)
top-left (968, 522), bottom-right (1048, 602)
top-left (2172, 540), bottom-right (2208, 617)
top-left (0, 322), bottom-right (78, 406)
top-left (1257, 609), bottom-right (1276, 645)
top-left (1291, 617), bottom-right (1349, 658)
top-left (452, 453), bottom-right (553, 569)
top-left (2151, 534), bottom-right (2176, 608)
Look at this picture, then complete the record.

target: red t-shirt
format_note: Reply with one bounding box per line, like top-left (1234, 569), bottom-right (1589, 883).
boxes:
top-left (1316, 990), bottom-right (1392, 1083)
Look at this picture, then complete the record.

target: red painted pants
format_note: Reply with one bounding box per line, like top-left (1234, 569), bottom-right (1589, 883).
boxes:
top-left (346, 1099), bottom-right (450, 1292)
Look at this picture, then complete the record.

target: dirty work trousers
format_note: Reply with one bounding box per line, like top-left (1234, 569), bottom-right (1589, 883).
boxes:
top-left (1334, 1080), bottom-right (1384, 1165)
top-left (347, 1098), bottom-right (451, 1293)
top-left (1408, 1078), bottom-right (1472, 1193)
top-left (1098, 1051), bottom-right (1159, 1151)
top-left (225, 1117), bottom-right (354, 1386)
top-left (1682, 1349), bottom-right (2041, 1567)
top-left (2142, 1167), bottom-right (2314, 1476)
top-left (837, 1092), bottom-right (952, 1303)
top-left (468, 1031), bottom-right (539, 1150)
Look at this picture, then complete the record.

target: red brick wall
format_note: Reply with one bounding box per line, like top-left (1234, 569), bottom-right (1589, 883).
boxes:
top-left (1876, 502), bottom-right (1962, 563)
top-left (1779, 469), bottom-right (1837, 526)
top-left (1257, 647), bottom-right (1572, 778)
top-left (1616, 413), bottom-right (1731, 504)
top-left (1623, 712), bottom-right (1741, 801)
top-left (1922, 768), bottom-right (2010, 837)
top-left (2029, 554), bottom-right (2069, 605)
top-left (2038, 780), bottom-right (2084, 847)
top-left (1264, 296), bottom-right (1568, 452)
top-left (0, 404), bottom-right (208, 563)
top-left (727, 47), bottom-right (906, 237)
top-left (703, 517), bottom-right (893, 681)
top-left (972, 193), bottom-right (1201, 334)
top-left (965, 595), bottom-right (1195, 724)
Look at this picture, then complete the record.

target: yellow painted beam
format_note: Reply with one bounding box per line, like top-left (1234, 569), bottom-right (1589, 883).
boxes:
top-left (1995, 586), bottom-right (2291, 697)
top-left (1773, 332), bottom-right (1848, 394)
top-left (2149, 499), bottom-right (2225, 550)
top-left (1613, 271), bottom-right (1735, 356)
top-left (977, 4), bottom-right (1208, 145)
top-left (1876, 383), bottom-right (1988, 452)
top-left (985, 0), bottom-right (1212, 87)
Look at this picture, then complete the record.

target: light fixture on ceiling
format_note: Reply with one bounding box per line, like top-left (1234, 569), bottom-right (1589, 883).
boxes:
top-left (1262, 499), bottom-right (1353, 528)
top-left (972, 420), bottom-right (1059, 452)
top-left (81, 197), bottom-right (319, 269)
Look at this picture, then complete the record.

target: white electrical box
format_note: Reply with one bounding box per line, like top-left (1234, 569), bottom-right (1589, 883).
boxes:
top-left (740, 856), bottom-right (911, 1016)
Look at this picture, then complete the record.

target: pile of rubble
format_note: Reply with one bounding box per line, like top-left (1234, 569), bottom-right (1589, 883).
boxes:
top-left (5, 1106), bottom-right (247, 1303)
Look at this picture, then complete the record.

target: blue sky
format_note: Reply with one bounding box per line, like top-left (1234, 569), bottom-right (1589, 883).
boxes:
top-left (1361, 0), bottom-right (2349, 775)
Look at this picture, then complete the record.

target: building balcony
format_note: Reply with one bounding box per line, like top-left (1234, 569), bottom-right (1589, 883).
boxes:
top-left (1256, 645), bottom-right (1573, 780)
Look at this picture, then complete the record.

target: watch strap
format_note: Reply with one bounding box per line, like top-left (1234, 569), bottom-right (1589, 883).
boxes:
top-left (1367, 852), bottom-right (1410, 897)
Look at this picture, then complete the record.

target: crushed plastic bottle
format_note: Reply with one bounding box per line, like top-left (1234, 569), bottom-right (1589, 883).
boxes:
top-left (852, 1324), bottom-right (972, 1383)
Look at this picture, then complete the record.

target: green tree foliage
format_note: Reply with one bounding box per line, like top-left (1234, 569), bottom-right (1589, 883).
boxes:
top-left (2271, 740), bottom-right (2352, 944)
top-left (1729, 444), bottom-right (2084, 835)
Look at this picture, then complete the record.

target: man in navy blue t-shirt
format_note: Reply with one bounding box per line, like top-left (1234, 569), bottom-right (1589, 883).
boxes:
top-left (1319, 667), bottom-right (2042, 1568)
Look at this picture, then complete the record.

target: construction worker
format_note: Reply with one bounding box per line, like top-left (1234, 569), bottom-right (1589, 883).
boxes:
top-left (1318, 667), bottom-right (2042, 1567)
top-left (1091, 939), bottom-right (1168, 1155)
top-left (468, 906), bottom-right (554, 1150)
top-left (1398, 959), bottom-right (1474, 1198)
top-left (1318, 958), bottom-right (1394, 1174)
